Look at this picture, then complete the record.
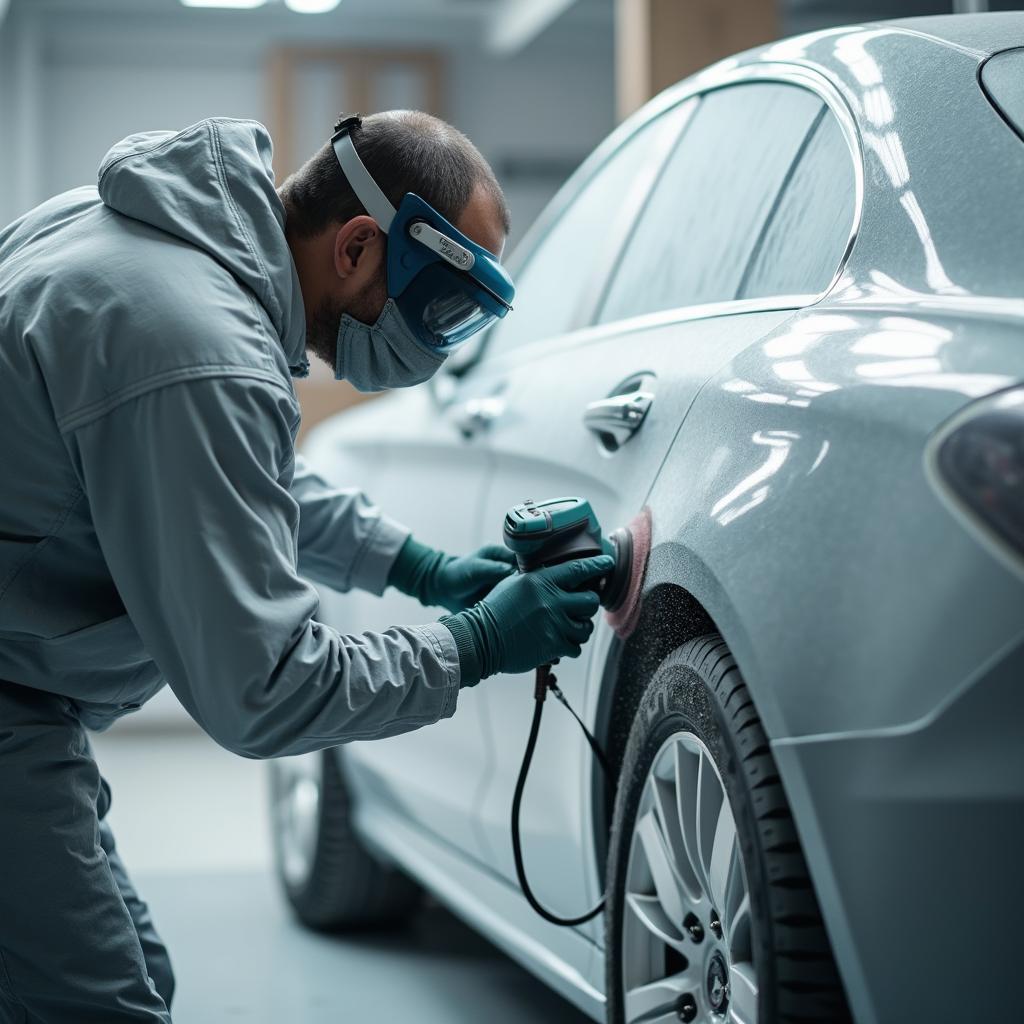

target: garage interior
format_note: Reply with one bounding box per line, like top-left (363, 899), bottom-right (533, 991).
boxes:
top-left (0, 1), bottom-right (1020, 1022)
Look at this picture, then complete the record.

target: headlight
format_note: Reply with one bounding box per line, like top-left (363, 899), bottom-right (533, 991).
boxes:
top-left (934, 387), bottom-right (1024, 560)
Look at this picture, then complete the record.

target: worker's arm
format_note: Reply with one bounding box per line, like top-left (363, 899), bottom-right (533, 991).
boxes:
top-left (290, 455), bottom-right (515, 610)
top-left (290, 453), bottom-right (409, 595)
top-left (65, 375), bottom-right (461, 759)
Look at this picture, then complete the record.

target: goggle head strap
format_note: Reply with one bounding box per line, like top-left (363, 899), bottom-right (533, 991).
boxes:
top-left (330, 115), bottom-right (479, 274)
top-left (331, 115), bottom-right (396, 234)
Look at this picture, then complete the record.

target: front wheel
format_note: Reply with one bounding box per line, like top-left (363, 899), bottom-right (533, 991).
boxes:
top-left (606, 634), bottom-right (850, 1023)
top-left (268, 749), bottom-right (422, 931)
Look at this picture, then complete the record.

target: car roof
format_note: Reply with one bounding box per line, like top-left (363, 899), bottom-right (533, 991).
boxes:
top-left (723, 12), bottom-right (1024, 77)
top-left (875, 12), bottom-right (1024, 56)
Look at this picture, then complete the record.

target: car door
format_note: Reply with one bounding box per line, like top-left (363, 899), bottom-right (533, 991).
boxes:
top-left (467, 75), bottom-right (859, 932)
top-left (304, 375), bottom-right (496, 860)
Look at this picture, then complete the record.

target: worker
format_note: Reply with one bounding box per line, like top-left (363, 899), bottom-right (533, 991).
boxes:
top-left (0, 111), bottom-right (612, 1023)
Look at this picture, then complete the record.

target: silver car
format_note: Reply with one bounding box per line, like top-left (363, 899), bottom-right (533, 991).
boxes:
top-left (268, 13), bottom-right (1024, 1023)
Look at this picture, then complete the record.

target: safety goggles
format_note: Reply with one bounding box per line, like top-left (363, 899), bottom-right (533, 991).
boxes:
top-left (331, 117), bottom-right (515, 352)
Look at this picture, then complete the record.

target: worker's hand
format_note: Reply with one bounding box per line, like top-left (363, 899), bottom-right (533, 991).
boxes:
top-left (388, 537), bottom-right (516, 613)
top-left (431, 544), bottom-right (518, 611)
top-left (440, 555), bottom-right (614, 684)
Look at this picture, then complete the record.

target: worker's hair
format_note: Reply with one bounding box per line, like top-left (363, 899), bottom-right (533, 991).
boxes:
top-left (279, 110), bottom-right (510, 239)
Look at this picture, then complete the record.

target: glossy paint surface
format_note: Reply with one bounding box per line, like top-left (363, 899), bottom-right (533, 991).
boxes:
top-left (302, 14), bottom-right (1024, 1024)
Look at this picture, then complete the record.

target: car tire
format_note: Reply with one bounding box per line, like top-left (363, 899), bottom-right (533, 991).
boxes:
top-left (269, 749), bottom-right (422, 931)
top-left (606, 633), bottom-right (850, 1023)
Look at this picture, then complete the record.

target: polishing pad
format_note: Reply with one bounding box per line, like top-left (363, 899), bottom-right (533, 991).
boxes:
top-left (605, 506), bottom-right (651, 639)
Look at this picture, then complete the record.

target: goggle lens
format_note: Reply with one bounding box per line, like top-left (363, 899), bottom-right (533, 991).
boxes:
top-left (396, 260), bottom-right (506, 352)
top-left (421, 291), bottom-right (496, 349)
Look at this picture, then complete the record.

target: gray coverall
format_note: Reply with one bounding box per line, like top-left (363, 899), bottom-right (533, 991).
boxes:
top-left (0, 118), bottom-right (463, 1022)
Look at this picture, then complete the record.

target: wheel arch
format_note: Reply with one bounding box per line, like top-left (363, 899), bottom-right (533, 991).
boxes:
top-left (592, 543), bottom-right (751, 876)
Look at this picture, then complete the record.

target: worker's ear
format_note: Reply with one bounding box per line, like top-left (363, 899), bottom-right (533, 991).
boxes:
top-left (333, 215), bottom-right (383, 282)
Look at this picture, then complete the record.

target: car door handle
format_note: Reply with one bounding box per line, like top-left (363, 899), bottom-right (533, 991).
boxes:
top-left (453, 396), bottom-right (506, 438)
top-left (584, 391), bottom-right (653, 448)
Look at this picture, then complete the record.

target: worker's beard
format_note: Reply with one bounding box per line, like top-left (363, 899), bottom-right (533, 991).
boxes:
top-left (305, 272), bottom-right (388, 370)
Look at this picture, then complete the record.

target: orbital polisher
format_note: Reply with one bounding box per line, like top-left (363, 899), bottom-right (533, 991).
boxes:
top-left (502, 497), bottom-right (651, 926)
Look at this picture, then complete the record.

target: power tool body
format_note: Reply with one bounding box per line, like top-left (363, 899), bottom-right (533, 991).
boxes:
top-left (501, 496), bottom-right (641, 926)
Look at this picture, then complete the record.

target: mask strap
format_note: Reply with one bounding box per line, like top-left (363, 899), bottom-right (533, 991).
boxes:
top-left (331, 128), bottom-right (396, 235)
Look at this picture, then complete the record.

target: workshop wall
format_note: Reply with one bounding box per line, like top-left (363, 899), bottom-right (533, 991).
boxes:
top-left (0, 0), bottom-right (615, 251)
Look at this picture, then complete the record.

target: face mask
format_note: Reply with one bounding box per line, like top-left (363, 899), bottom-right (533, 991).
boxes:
top-left (334, 298), bottom-right (447, 393)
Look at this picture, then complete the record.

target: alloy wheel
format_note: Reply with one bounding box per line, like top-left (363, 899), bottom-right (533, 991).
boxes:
top-left (270, 753), bottom-right (323, 888)
top-left (621, 731), bottom-right (757, 1023)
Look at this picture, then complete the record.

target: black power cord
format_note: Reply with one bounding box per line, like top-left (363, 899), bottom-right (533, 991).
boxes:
top-left (511, 663), bottom-right (610, 927)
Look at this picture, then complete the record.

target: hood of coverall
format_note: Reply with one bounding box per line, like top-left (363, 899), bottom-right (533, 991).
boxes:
top-left (97, 117), bottom-right (309, 376)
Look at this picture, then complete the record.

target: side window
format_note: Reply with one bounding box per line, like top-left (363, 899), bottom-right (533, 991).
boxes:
top-left (738, 110), bottom-right (855, 299)
top-left (597, 83), bottom-right (825, 324)
top-left (483, 102), bottom-right (692, 357)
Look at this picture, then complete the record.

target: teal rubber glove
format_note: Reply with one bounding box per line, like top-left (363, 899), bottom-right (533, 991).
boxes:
top-left (388, 537), bottom-right (516, 613)
top-left (440, 554), bottom-right (615, 686)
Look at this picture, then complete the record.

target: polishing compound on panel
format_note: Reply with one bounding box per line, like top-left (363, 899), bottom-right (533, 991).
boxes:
top-left (605, 506), bottom-right (651, 639)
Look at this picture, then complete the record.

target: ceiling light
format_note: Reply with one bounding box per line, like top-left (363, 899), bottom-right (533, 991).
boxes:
top-left (181, 0), bottom-right (267, 8)
top-left (284, 0), bottom-right (342, 11)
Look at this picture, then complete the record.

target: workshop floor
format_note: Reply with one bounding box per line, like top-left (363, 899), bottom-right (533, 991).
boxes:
top-left (90, 724), bottom-right (591, 1023)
